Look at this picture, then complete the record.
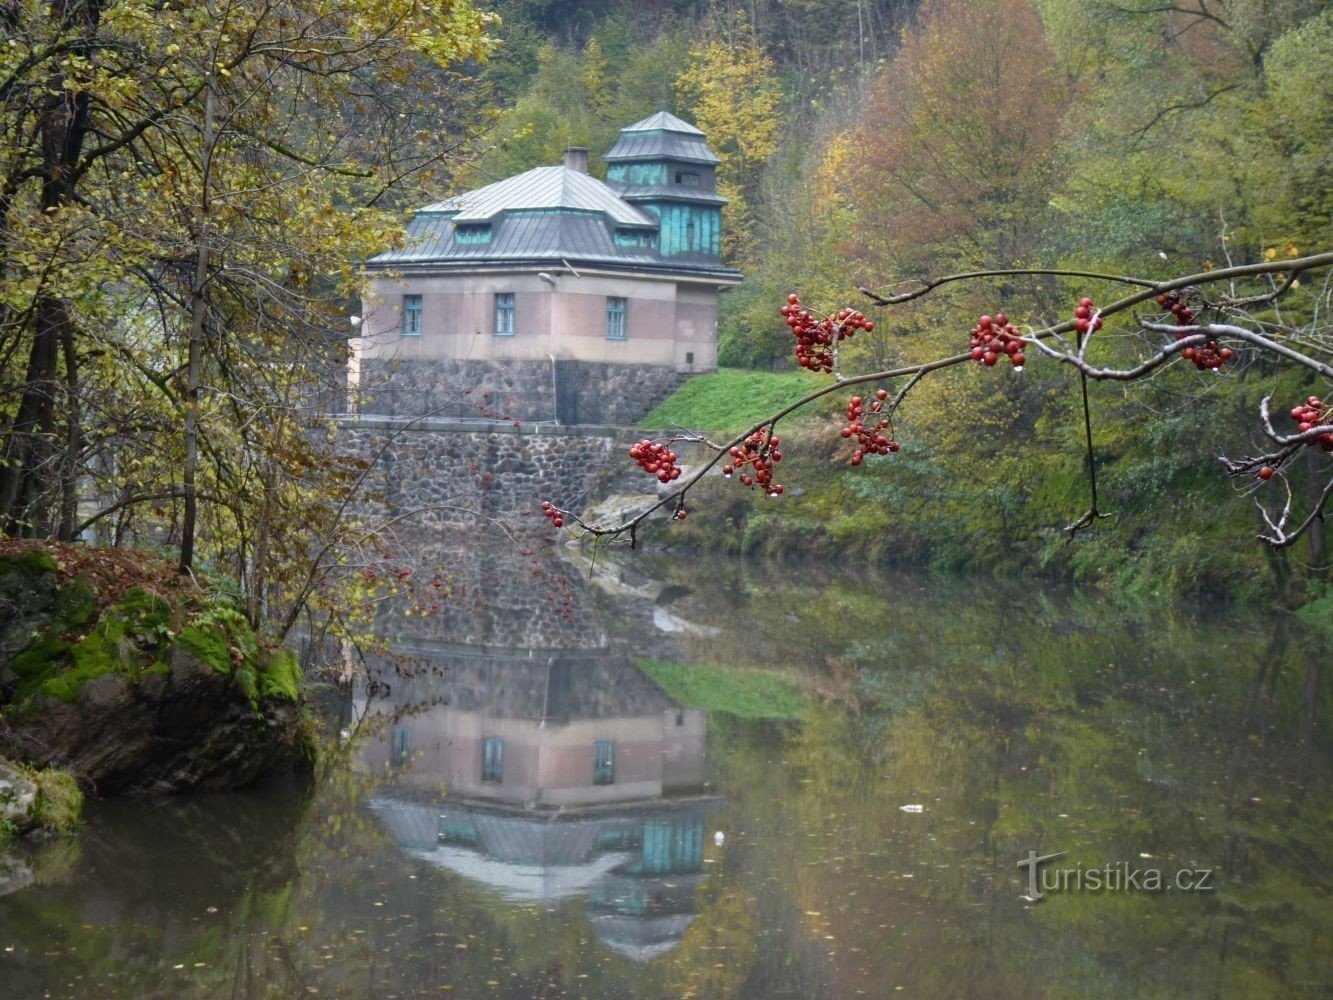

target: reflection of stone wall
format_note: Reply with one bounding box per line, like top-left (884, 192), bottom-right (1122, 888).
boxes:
top-left (364, 652), bottom-right (678, 720)
top-left (339, 418), bottom-right (627, 519)
top-left (356, 359), bottom-right (689, 426)
top-left (368, 543), bottom-right (606, 650)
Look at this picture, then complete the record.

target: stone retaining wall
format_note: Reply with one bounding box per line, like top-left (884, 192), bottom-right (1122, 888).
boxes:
top-left (354, 359), bottom-right (689, 426)
top-left (337, 417), bottom-right (630, 521)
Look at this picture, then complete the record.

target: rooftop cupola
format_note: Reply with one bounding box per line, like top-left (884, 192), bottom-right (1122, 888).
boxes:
top-left (603, 112), bottom-right (726, 260)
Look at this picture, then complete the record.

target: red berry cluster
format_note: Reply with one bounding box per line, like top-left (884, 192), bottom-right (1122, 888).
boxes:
top-left (629, 439), bottom-right (682, 483)
top-left (1073, 297), bottom-right (1104, 336)
top-left (539, 500), bottom-right (564, 529)
top-left (780, 294), bottom-right (874, 374)
top-left (1291, 396), bottom-right (1333, 451)
top-left (841, 389), bottom-right (899, 465)
top-left (723, 427), bottom-right (784, 496)
top-left (1156, 290), bottom-right (1197, 327)
top-left (969, 312), bottom-right (1026, 369)
top-left (1157, 291), bottom-right (1230, 370)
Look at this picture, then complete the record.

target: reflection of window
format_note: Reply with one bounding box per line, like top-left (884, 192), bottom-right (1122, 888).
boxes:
top-left (482, 738), bottom-right (503, 782)
top-left (494, 293), bottom-right (515, 336)
top-left (438, 814), bottom-right (479, 846)
top-left (594, 740), bottom-right (615, 785)
top-left (606, 297), bottom-right (626, 341)
top-left (392, 725), bottom-right (411, 767)
top-left (402, 295), bottom-right (422, 336)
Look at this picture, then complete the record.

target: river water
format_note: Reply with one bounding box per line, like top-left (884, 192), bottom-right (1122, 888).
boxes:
top-left (1, 538), bottom-right (1330, 999)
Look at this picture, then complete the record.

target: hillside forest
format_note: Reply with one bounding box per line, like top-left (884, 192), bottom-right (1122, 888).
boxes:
top-left (479, 0), bottom-right (1333, 605)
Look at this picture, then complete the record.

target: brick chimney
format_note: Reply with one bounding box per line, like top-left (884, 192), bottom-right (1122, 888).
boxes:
top-left (563, 147), bottom-right (589, 174)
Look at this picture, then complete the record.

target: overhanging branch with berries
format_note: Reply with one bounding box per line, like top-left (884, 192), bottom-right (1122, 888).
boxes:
top-left (539, 251), bottom-right (1333, 551)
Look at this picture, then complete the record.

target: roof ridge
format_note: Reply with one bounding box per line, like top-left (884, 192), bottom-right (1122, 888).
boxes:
top-left (621, 110), bottom-right (705, 135)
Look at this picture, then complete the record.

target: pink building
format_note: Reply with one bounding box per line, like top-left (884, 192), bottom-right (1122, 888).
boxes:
top-left (356, 114), bottom-right (743, 424)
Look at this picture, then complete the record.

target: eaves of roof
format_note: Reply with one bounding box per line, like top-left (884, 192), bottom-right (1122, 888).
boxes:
top-left (613, 187), bottom-right (728, 207)
top-left (365, 255), bottom-right (743, 285)
top-left (603, 132), bottom-right (721, 166)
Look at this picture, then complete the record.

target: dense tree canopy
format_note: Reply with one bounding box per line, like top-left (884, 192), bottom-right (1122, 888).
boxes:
top-left (0, 0), bottom-right (495, 629)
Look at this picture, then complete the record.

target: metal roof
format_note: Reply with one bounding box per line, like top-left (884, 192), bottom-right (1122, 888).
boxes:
top-left (422, 166), bottom-right (655, 226)
top-left (370, 180), bottom-right (741, 282)
top-left (366, 115), bottom-right (740, 281)
top-left (620, 111), bottom-right (705, 136)
top-left (371, 209), bottom-right (666, 269)
top-left (615, 186), bottom-right (728, 207)
top-left (603, 131), bottom-right (720, 166)
top-left (604, 111), bottom-right (721, 165)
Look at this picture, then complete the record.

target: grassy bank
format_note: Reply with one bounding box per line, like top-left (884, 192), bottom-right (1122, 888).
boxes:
top-left (640, 367), bottom-right (826, 434)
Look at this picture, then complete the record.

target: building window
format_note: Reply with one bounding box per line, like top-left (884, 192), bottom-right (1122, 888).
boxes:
top-left (494, 293), bottom-right (515, 336)
top-left (454, 223), bottom-right (491, 244)
top-left (606, 297), bottom-right (626, 341)
top-left (391, 725), bottom-right (411, 767)
top-left (594, 740), bottom-right (615, 785)
top-left (402, 295), bottom-right (422, 336)
top-left (482, 738), bottom-right (503, 782)
top-left (675, 170), bottom-right (700, 187)
top-left (614, 228), bottom-right (655, 249)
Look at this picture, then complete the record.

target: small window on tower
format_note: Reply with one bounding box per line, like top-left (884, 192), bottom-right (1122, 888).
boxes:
top-left (675, 171), bottom-right (700, 187)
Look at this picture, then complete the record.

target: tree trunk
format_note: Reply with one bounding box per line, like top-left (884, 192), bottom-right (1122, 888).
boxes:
top-left (0, 1), bottom-right (100, 536)
top-left (180, 20), bottom-right (218, 575)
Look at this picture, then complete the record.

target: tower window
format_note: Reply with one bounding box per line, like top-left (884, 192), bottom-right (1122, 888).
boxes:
top-left (675, 171), bottom-right (700, 187)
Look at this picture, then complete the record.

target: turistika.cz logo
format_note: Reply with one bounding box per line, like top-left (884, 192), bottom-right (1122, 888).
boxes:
top-left (1017, 850), bottom-right (1216, 902)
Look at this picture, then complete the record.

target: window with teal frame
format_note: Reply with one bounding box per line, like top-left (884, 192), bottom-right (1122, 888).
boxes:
top-left (482, 738), bottom-right (503, 782)
top-left (402, 295), bottom-right (422, 336)
top-left (454, 223), bottom-right (491, 244)
top-left (494, 293), bottom-right (515, 336)
top-left (606, 297), bottom-right (626, 340)
top-left (594, 740), bottom-right (614, 785)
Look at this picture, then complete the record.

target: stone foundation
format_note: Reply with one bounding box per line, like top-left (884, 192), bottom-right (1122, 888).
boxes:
top-left (338, 417), bottom-right (627, 517)
top-left (353, 359), bottom-right (689, 426)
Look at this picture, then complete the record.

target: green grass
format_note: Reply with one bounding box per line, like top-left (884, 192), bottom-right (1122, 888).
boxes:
top-left (635, 657), bottom-right (807, 719)
top-left (640, 367), bottom-right (826, 435)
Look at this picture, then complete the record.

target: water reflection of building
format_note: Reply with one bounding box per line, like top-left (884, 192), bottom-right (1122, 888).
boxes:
top-left (356, 646), bottom-right (720, 961)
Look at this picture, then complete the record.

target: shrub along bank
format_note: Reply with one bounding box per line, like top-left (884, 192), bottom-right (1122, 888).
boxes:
top-left (634, 369), bottom-right (1302, 606)
top-left (0, 542), bottom-right (313, 810)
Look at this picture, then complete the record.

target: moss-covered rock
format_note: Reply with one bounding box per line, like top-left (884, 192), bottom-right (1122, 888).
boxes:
top-left (0, 760), bottom-right (80, 838)
top-left (0, 544), bottom-right (313, 796)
